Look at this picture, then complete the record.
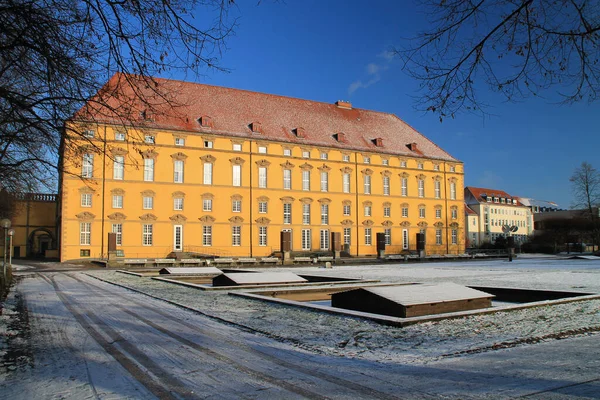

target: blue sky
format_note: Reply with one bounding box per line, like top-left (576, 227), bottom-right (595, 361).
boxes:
top-left (170, 0), bottom-right (598, 208)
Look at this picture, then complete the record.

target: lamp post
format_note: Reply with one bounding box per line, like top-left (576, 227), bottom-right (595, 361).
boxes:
top-left (8, 229), bottom-right (14, 266)
top-left (1, 218), bottom-right (11, 281)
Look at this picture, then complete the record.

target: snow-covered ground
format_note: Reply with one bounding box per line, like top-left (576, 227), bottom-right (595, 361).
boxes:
top-left (1, 256), bottom-right (599, 398)
top-left (88, 257), bottom-right (600, 364)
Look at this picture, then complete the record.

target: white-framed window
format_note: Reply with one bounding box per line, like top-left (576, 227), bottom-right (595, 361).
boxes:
top-left (364, 205), bottom-right (372, 217)
top-left (383, 176), bottom-right (390, 195)
top-left (301, 229), bottom-right (311, 250)
top-left (302, 170), bottom-right (310, 191)
top-left (364, 228), bottom-right (372, 245)
top-left (401, 177), bottom-right (408, 196)
top-left (402, 229), bottom-right (409, 249)
top-left (283, 203), bottom-right (292, 224)
top-left (382, 159), bottom-right (389, 166)
top-left (450, 182), bottom-right (457, 200)
top-left (320, 172), bottom-right (328, 192)
top-left (258, 145), bottom-right (267, 154)
top-left (232, 164), bottom-right (241, 187)
top-left (204, 140), bottom-right (213, 148)
top-left (174, 197), bottom-right (183, 211)
top-left (343, 204), bottom-right (351, 216)
top-left (82, 154), bottom-right (94, 178)
top-left (233, 143), bottom-right (242, 151)
top-left (383, 206), bottom-right (391, 217)
top-left (320, 229), bottom-right (330, 250)
top-left (436, 229), bottom-right (443, 245)
top-left (144, 158), bottom-right (154, 182)
top-left (175, 137), bottom-right (185, 146)
top-left (112, 195), bottom-right (123, 209)
top-left (173, 160), bottom-right (184, 183)
top-left (203, 162), bottom-right (213, 185)
top-left (434, 181), bottom-right (441, 199)
top-left (115, 131), bottom-right (126, 141)
top-left (81, 193), bottom-right (92, 207)
top-left (320, 152), bottom-right (328, 160)
top-left (203, 199), bottom-right (212, 211)
top-left (419, 206), bottom-right (425, 218)
top-left (363, 156), bottom-right (370, 164)
top-left (364, 175), bottom-right (371, 194)
top-left (83, 130), bottom-right (94, 138)
top-left (418, 179), bottom-right (425, 198)
top-left (232, 199), bottom-right (242, 213)
top-left (143, 224), bottom-right (153, 246)
top-left (258, 201), bottom-right (267, 214)
top-left (400, 160), bottom-right (407, 168)
top-left (203, 225), bottom-right (212, 246)
top-left (402, 206), bottom-right (409, 218)
top-left (344, 227), bottom-right (351, 245)
top-left (342, 154), bottom-right (350, 162)
top-left (433, 164), bottom-right (440, 171)
top-left (113, 156), bottom-right (124, 180)
top-left (283, 148), bottom-right (292, 156)
top-left (144, 135), bottom-right (155, 144)
top-left (321, 204), bottom-right (329, 225)
top-left (302, 203), bottom-right (310, 225)
top-left (258, 226), bottom-right (267, 246)
top-left (112, 223), bottom-right (122, 246)
top-left (418, 162), bottom-right (424, 169)
top-left (449, 165), bottom-right (456, 172)
top-left (283, 169), bottom-right (292, 190)
top-left (232, 226), bottom-right (241, 246)
top-left (302, 150), bottom-right (310, 158)
top-left (80, 222), bottom-right (91, 245)
top-left (435, 208), bottom-right (442, 218)
top-left (143, 196), bottom-right (153, 210)
top-left (451, 229), bottom-right (458, 245)
top-left (258, 167), bottom-right (267, 188)
top-left (384, 228), bottom-right (391, 245)
top-left (342, 173), bottom-right (351, 193)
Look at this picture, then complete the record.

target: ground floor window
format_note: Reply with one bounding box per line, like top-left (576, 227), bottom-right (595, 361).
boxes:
top-left (451, 229), bottom-right (457, 245)
top-left (232, 226), bottom-right (241, 246)
top-left (143, 224), bottom-right (153, 246)
top-left (343, 227), bottom-right (351, 245)
top-left (365, 228), bottom-right (372, 245)
top-left (112, 223), bottom-right (122, 246)
top-left (258, 226), bottom-right (267, 246)
top-left (384, 228), bottom-right (391, 245)
top-left (320, 229), bottom-right (329, 250)
top-left (80, 222), bottom-right (91, 245)
top-left (402, 229), bottom-right (408, 250)
top-left (302, 229), bottom-right (311, 250)
top-left (203, 225), bottom-right (212, 246)
top-left (436, 229), bottom-right (442, 245)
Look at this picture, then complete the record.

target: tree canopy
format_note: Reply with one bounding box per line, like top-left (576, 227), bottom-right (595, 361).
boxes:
top-left (398, 0), bottom-right (600, 119)
top-left (0, 0), bottom-right (236, 193)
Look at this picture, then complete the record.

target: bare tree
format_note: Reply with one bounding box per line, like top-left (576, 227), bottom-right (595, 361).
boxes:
top-left (570, 161), bottom-right (600, 246)
top-left (0, 0), bottom-right (238, 193)
top-left (398, 0), bottom-right (600, 119)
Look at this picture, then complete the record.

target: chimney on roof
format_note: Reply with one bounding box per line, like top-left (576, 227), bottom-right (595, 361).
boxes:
top-left (295, 127), bottom-right (306, 138)
top-left (335, 132), bottom-right (347, 143)
top-left (251, 121), bottom-right (262, 134)
top-left (335, 100), bottom-right (352, 109)
top-left (373, 137), bottom-right (384, 147)
top-left (406, 142), bottom-right (418, 152)
top-left (199, 115), bottom-right (213, 128)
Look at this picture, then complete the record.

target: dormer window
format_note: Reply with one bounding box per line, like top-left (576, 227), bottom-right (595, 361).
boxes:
top-left (295, 127), bottom-right (306, 138)
top-left (335, 133), bottom-right (347, 143)
top-left (199, 115), bottom-right (213, 128)
top-left (487, 197), bottom-right (492, 203)
top-left (251, 121), bottom-right (262, 134)
top-left (373, 138), bottom-right (383, 147)
top-left (407, 142), bottom-right (419, 152)
top-left (494, 197), bottom-right (499, 203)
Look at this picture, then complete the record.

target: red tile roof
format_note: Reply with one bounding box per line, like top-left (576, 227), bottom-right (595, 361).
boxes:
top-left (465, 186), bottom-right (523, 206)
top-left (464, 204), bottom-right (477, 215)
top-left (74, 73), bottom-right (459, 161)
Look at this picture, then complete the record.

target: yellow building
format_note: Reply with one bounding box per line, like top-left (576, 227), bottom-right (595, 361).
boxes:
top-left (60, 74), bottom-right (465, 261)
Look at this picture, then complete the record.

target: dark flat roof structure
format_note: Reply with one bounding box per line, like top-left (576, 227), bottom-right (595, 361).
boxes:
top-left (159, 267), bottom-right (222, 275)
top-left (213, 272), bottom-right (308, 287)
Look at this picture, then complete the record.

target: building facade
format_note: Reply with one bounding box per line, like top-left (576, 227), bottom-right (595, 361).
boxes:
top-left (465, 187), bottom-right (533, 245)
top-left (464, 204), bottom-right (480, 247)
top-left (60, 74), bottom-right (465, 261)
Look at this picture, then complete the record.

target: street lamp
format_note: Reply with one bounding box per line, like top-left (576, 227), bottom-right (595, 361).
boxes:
top-left (7, 229), bottom-right (14, 266)
top-left (1, 218), bottom-right (11, 280)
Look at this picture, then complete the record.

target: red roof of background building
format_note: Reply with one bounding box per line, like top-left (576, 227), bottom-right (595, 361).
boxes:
top-left (73, 73), bottom-right (459, 161)
top-left (465, 186), bottom-right (523, 206)
top-left (464, 204), bottom-right (477, 215)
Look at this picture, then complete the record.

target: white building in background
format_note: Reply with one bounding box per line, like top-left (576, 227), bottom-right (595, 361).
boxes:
top-left (517, 197), bottom-right (562, 214)
top-left (464, 204), bottom-right (480, 247)
top-left (464, 187), bottom-right (533, 245)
